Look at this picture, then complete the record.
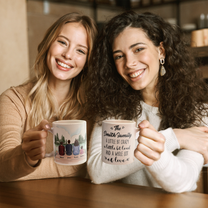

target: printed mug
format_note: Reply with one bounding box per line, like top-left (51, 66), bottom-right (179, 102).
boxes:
top-left (46, 120), bottom-right (87, 165)
top-left (102, 120), bottom-right (139, 165)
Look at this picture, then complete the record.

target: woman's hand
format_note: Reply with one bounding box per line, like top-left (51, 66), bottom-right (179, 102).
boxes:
top-left (134, 120), bottom-right (165, 166)
top-left (173, 126), bottom-right (208, 164)
top-left (22, 119), bottom-right (51, 166)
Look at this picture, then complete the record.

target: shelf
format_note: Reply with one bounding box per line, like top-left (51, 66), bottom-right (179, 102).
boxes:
top-left (28, 0), bottom-right (207, 25)
top-left (191, 46), bottom-right (208, 58)
top-left (28, 0), bottom-right (94, 8)
top-left (28, 0), bottom-right (201, 10)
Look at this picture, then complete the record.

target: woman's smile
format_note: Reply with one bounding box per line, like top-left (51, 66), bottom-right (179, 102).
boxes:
top-left (129, 68), bottom-right (145, 79)
top-left (56, 59), bottom-right (73, 71)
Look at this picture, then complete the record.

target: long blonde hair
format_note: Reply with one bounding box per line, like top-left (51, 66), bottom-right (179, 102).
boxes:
top-left (26, 12), bottom-right (97, 127)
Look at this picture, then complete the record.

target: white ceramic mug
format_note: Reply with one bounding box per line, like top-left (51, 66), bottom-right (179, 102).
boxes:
top-left (47, 120), bottom-right (87, 165)
top-left (102, 120), bottom-right (139, 165)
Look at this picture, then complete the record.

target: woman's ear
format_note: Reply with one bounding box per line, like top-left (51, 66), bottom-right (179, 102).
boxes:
top-left (159, 42), bottom-right (166, 59)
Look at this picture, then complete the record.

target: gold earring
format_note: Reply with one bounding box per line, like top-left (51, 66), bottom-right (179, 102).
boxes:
top-left (160, 58), bottom-right (166, 76)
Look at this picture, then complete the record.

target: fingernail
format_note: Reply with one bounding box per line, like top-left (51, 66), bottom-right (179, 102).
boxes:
top-left (139, 123), bottom-right (144, 128)
top-left (45, 124), bottom-right (50, 129)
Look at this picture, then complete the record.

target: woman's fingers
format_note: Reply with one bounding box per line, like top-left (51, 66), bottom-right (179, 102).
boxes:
top-left (22, 135), bottom-right (46, 152)
top-left (25, 143), bottom-right (46, 160)
top-left (23, 130), bottom-right (48, 143)
top-left (135, 136), bottom-right (164, 166)
top-left (138, 120), bottom-right (157, 131)
top-left (139, 127), bottom-right (165, 143)
top-left (134, 148), bottom-right (159, 166)
top-left (135, 120), bottom-right (165, 166)
top-left (22, 120), bottom-right (50, 162)
top-left (138, 134), bottom-right (165, 153)
top-left (136, 142), bottom-right (161, 159)
top-left (22, 135), bottom-right (47, 160)
top-left (32, 119), bottom-right (51, 132)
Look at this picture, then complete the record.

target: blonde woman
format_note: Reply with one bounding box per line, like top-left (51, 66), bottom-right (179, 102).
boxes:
top-left (0, 12), bottom-right (97, 182)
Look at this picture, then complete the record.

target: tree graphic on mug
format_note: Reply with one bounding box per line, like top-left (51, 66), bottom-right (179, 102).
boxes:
top-left (55, 134), bottom-right (67, 145)
top-left (78, 134), bottom-right (84, 144)
top-left (55, 133), bottom-right (60, 145)
top-left (60, 135), bottom-right (67, 145)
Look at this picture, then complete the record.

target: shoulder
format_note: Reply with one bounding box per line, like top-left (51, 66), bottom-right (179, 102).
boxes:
top-left (13, 82), bottom-right (33, 101)
top-left (1, 82), bottom-right (33, 101)
top-left (0, 82), bottom-right (33, 114)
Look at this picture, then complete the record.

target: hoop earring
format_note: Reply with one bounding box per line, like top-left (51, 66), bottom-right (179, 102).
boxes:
top-left (160, 58), bottom-right (166, 76)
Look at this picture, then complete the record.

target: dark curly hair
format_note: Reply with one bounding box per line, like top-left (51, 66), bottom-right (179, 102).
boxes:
top-left (84, 11), bottom-right (208, 130)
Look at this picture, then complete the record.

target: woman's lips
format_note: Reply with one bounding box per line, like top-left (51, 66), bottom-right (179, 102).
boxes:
top-left (129, 69), bottom-right (145, 78)
top-left (56, 60), bottom-right (72, 69)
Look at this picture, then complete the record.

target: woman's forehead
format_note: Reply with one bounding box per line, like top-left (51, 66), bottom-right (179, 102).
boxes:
top-left (113, 27), bottom-right (148, 48)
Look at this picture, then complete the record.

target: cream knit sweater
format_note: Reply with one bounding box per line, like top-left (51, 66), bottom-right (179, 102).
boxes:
top-left (87, 101), bottom-right (205, 193)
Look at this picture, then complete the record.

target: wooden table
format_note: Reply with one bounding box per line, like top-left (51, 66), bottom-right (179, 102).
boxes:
top-left (0, 177), bottom-right (208, 208)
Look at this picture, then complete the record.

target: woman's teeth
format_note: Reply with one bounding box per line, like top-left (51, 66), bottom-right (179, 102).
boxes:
top-left (130, 69), bottom-right (144, 78)
top-left (57, 61), bottom-right (71, 69)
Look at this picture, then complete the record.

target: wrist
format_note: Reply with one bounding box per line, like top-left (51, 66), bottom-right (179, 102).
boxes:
top-left (25, 154), bottom-right (39, 167)
top-left (172, 129), bottom-right (184, 149)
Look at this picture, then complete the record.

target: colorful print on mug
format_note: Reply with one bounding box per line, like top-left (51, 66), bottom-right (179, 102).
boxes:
top-left (50, 120), bottom-right (87, 165)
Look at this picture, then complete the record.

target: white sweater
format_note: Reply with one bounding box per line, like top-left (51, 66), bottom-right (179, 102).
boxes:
top-left (87, 101), bottom-right (204, 193)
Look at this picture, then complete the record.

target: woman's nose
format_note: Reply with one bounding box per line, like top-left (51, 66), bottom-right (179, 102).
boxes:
top-left (125, 55), bottom-right (137, 69)
top-left (62, 48), bottom-right (73, 59)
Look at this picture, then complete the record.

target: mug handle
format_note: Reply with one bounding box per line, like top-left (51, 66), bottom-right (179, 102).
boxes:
top-left (135, 127), bottom-right (140, 133)
top-left (44, 128), bottom-right (54, 158)
top-left (47, 127), bottom-right (53, 134)
top-left (135, 127), bottom-right (140, 141)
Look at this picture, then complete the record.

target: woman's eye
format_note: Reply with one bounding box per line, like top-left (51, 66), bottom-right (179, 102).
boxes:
top-left (114, 55), bottom-right (123, 60)
top-left (77, 49), bottom-right (86, 55)
top-left (135, 48), bottom-right (143, 52)
top-left (58, 40), bottom-right (66, 45)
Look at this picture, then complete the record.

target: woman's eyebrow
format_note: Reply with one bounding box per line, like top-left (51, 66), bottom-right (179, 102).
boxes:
top-left (58, 35), bottom-right (88, 50)
top-left (129, 42), bottom-right (144, 49)
top-left (113, 42), bottom-right (145, 54)
top-left (113, 49), bottom-right (122, 54)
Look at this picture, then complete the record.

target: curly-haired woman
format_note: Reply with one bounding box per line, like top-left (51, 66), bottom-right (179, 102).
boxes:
top-left (0, 12), bottom-right (97, 182)
top-left (85, 11), bottom-right (208, 193)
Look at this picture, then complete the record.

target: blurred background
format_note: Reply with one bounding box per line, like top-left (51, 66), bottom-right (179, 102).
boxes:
top-left (0, 0), bottom-right (208, 95)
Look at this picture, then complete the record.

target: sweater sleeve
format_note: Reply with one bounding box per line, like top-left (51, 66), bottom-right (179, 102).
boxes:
top-left (146, 146), bottom-right (204, 193)
top-left (0, 88), bottom-right (86, 182)
top-left (0, 88), bottom-right (39, 182)
top-left (87, 123), bottom-right (145, 184)
top-left (159, 128), bottom-right (180, 152)
top-left (147, 127), bottom-right (203, 193)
